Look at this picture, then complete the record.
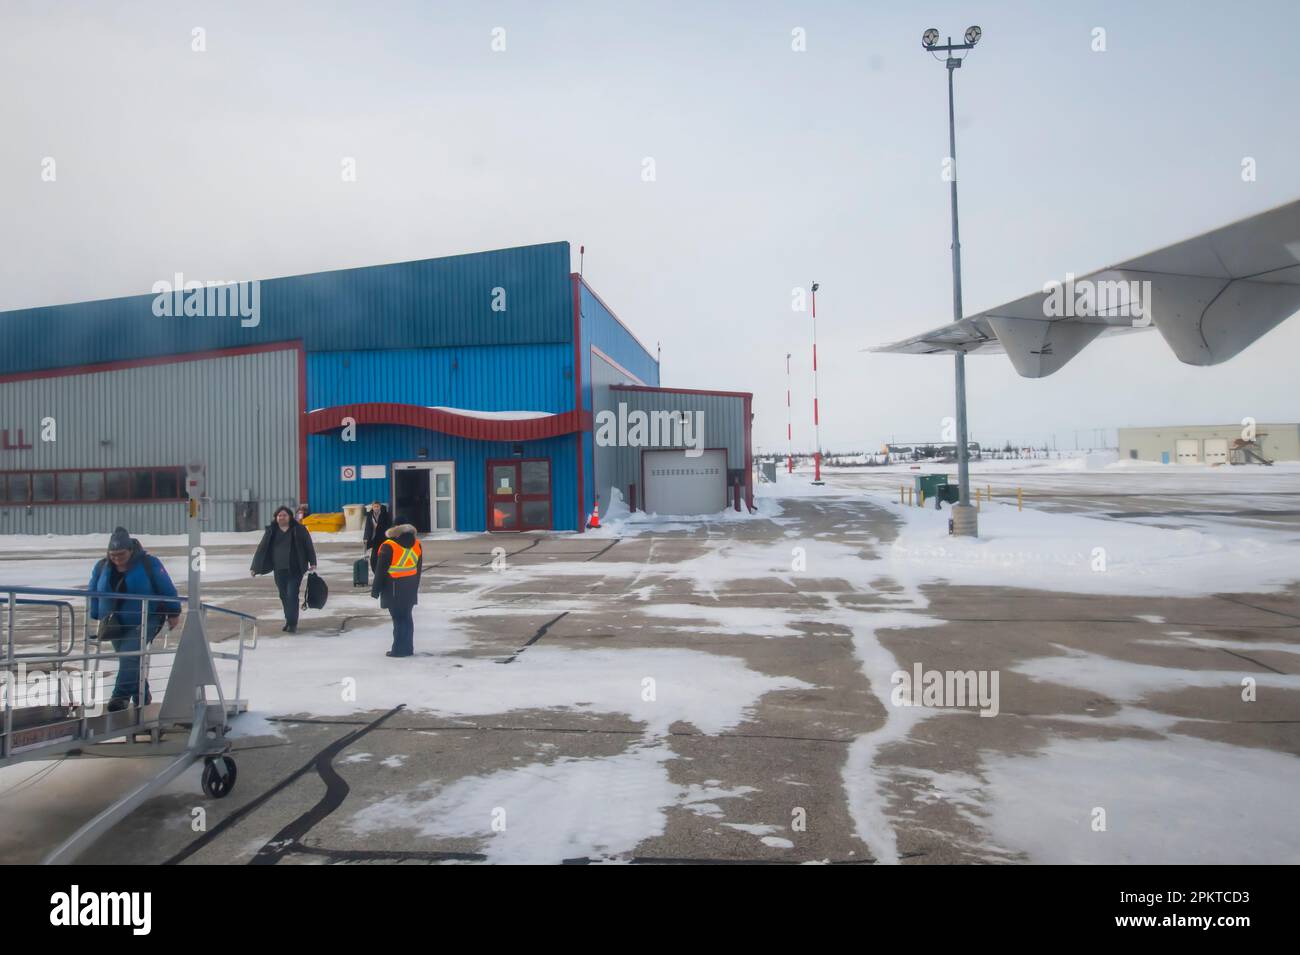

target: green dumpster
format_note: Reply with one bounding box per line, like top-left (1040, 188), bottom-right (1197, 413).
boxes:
top-left (914, 474), bottom-right (949, 501)
top-left (934, 483), bottom-right (961, 508)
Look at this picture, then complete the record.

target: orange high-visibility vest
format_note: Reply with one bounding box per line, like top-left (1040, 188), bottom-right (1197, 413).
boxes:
top-left (381, 539), bottom-right (421, 578)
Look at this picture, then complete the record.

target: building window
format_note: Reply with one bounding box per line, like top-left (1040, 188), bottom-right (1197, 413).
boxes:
top-left (32, 473), bottom-right (55, 502)
top-left (130, 470), bottom-right (154, 500)
top-left (105, 470), bottom-right (131, 500)
top-left (82, 471), bottom-right (105, 501)
top-left (5, 474), bottom-right (31, 503)
top-left (56, 472), bottom-right (80, 501)
top-left (154, 468), bottom-right (181, 500)
top-left (1129, 449), bottom-right (1138, 459)
top-left (0, 467), bottom-right (186, 505)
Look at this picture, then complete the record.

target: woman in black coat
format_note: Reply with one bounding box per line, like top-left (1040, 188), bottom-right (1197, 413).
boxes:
top-left (362, 501), bottom-right (392, 571)
top-left (250, 506), bottom-right (317, 633)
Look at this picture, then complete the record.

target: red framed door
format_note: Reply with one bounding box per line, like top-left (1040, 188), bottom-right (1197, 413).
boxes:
top-left (487, 458), bottom-right (552, 531)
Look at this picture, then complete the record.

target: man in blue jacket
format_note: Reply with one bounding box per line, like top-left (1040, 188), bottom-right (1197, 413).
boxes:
top-left (87, 526), bottom-right (182, 710)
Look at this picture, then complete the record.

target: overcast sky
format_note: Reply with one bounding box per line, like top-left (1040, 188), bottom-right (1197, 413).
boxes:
top-left (4, 0), bottom-right (1298, 453)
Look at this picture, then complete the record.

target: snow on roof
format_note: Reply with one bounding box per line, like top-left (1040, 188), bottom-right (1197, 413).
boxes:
top-left (426, 406), bottom-right (554, 421)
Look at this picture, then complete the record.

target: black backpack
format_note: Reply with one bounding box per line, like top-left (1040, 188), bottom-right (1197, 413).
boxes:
top-left (302, 571), bottom-right (328, 610)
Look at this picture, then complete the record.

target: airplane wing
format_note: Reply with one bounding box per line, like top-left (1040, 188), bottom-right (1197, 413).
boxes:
top-left (870, 199), bottom-right (1300, 378)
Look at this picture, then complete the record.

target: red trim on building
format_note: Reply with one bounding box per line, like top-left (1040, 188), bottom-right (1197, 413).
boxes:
top-left (305, 403), bottom-right (591, 442)
top-left (744, 392), bottom-right (754, 511)
top-left (608, 383), bottom-right (754, 400)
top-left (0, 341), bottom-right (302, 384)
top-left (576, 275), bottom-right (658, 368)
top-left (572, 273), bottom-right (585, 533)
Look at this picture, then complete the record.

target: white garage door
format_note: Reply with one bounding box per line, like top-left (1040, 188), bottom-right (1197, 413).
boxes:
top-left (1176, 439), bottom-right (1200, 464)
top-left (643, 449), bottom-right (727, 515)
top-left (1204, 438), bottom-right (1229, 465)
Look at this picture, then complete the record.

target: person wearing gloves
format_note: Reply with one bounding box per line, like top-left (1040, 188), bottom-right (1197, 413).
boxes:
top-left (250, 505), bottom-right (317, 633)
top-left (87, 526), bottom-right (182, 710)
top-left (370, 523), bottom-right (422, 657)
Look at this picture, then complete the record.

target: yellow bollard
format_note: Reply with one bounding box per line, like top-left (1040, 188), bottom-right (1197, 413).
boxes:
top-left (976, 492), bottom-right (981, 512)
top-left (919, 488), bottom-right (925, 507)
top-left (1017, 487), bottom-right (1023, 511)
top-left (987, 483), bottom-right (992, 501)
top-left (900, 484), bottom-right (905, 505)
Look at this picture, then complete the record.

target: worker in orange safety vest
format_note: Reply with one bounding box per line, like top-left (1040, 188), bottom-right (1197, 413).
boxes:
top-left (370, 523), bottom-right (423, 657)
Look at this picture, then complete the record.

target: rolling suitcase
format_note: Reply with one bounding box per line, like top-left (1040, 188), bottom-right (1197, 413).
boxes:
top-left (353, 557), bottom-right (369, 588)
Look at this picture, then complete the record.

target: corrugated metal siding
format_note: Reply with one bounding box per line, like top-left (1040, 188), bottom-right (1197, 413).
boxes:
top-left (0, 348), bottom-right (298, 534)
top-left (591, 351), bottom-right (641, 514)
top-left (593, 387), bottom-right (748, 512)
top-left (0, 243), bottom-right (572, 375)
top-left (309, 428), bottom-right (579, 532)
top-left (308, 345), bottom-right (573, 413)
top-left (578, 282), bottom-right (660, 394)
top-left (577, 279), bottom-right (660, 519)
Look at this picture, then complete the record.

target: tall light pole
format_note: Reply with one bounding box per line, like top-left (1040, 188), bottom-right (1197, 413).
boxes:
top-left (785, 352), bottom-right (794, 474)
top-left (922, 25), bottom-right (981, 536)
top-left (810, 282), bottom-right (824, 485)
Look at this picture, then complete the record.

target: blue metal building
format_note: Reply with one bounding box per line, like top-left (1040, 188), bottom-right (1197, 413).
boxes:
top-left (0, 241), bottom-right (704, 535)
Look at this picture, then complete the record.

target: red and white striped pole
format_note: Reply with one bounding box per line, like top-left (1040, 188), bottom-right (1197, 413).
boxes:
top-left (785, 352), bottom-right (793, 473)
top-left (811, 282), bottom-right (824, 485)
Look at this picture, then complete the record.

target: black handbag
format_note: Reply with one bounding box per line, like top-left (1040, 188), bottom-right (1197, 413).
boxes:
top-left (302, 571), bottom-right (328, 610)
top-left (97, 611), bottom-right (125, 643)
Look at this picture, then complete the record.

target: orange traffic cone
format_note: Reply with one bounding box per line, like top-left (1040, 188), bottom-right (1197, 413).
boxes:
top-left (587, 502), bottom-right (601, 529)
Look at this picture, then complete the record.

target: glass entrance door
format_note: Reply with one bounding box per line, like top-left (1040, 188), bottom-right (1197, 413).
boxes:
top-left (432, 463), bottom-right (455, 532)
top-left (393, 461), bottom-right (455, 534)
top-left (487, 458), bottom-right (551, 531)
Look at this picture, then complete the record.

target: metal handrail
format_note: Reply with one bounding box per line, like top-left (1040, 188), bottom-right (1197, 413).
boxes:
top-left (2, 585), bottom-right (258, 760)
top-left (0, 597), bottom-right (77, 657)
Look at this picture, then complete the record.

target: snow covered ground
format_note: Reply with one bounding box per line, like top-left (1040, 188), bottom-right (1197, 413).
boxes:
top-left (2, 466), bottom-right (1297, 864)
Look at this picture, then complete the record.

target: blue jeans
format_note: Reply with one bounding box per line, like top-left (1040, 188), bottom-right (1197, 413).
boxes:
top-left (110, 623), bottom-right (159, 704)
top-left (388, 604), bottom-right (414, 656)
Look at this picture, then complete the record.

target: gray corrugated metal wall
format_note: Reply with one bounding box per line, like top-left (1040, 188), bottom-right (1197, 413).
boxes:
top-left (593, 385), bottom-right (748, 511)
top-left (0, 349), bottom-right (298, 534)
top-left (591, 352), bottom-right (640, 509)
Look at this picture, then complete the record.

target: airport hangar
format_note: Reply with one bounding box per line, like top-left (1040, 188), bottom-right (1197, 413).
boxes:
top-left (0, 242), bottom-right (753, 535)
top-left (1118, 424), bottom-right (1300, 465)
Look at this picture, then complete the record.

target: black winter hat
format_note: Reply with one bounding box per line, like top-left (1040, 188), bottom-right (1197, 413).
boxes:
top-left (108, 526), bottom-right (132, 551)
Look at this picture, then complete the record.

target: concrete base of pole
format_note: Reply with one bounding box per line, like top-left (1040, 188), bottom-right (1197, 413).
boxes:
top-left (950, 503), bottom-right (978, 537)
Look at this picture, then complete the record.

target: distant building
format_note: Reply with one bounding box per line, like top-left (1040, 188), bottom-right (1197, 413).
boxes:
top-left (1118, 424), bottom-right (1300, 465)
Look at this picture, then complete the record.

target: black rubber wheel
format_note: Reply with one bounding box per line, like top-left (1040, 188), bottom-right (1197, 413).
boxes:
top-left (201, 756), bottom-right (237, 798)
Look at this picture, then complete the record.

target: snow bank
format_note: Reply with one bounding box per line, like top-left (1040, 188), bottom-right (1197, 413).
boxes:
top-left (872, 493), bottom-right (1300, 597)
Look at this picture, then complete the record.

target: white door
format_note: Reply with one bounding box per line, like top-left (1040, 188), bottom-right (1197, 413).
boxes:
top-left (643, 449), bottom-right (727, 515)
top-left (1204, 438), bottom-right (1228, 465)
top-left (431, 462), bottom-right (455, 532)
top-left (1176, 439), bottom-right (1200, 464)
